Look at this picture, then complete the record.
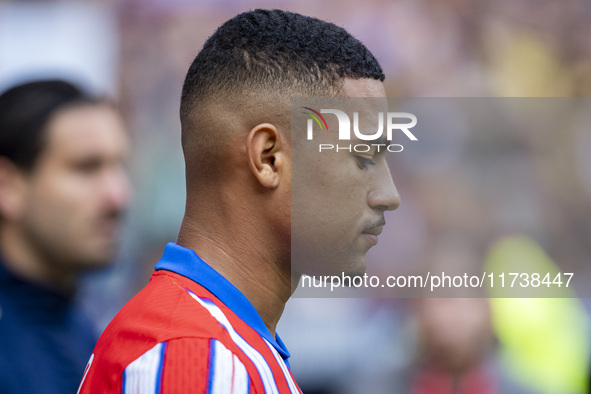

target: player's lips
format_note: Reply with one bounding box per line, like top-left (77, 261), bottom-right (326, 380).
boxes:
top-left (361, 221), bottom-right (385, 245)
top-left (362, 225), bottom-right (384, 236)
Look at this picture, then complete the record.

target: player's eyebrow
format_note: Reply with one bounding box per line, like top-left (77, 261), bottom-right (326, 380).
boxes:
top-left (349, 134), bottom-right (391, 155)
top-left (374, 135), bottom-right (390, 147)
top-left (350, 134), bottom-right (390, 146)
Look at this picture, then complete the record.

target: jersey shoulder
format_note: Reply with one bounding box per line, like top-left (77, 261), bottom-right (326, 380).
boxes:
top-left (80, 271), bottom-right (233, 391)
top-left (101, 270), bottom-right (227, 345)
top-left (79, 270), bottom-right (300, 394)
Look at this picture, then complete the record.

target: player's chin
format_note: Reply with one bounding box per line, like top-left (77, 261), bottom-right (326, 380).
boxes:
top-left (341, 255), bottom-right (368, 278)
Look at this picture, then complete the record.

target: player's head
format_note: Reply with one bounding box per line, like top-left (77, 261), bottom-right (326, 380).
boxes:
top-left (179, 9), bottom-right (398, 275)
top-left (180, 9), bottom-right (385, 177)
top-left (0, 80), bottom-right (131, 279)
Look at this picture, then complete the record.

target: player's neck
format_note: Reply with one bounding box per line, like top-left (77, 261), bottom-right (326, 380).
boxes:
top-left (178, 215), bottom-right (291, 335)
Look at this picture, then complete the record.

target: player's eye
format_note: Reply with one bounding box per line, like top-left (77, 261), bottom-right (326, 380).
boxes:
top-left (356, 156), bottom-right (376, 169)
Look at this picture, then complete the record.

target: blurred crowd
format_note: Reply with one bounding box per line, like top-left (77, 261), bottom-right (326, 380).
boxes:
top-left (1, 0), bottom-right (590, 393)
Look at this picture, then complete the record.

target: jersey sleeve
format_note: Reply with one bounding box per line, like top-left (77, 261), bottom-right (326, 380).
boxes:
top-left (121, 337), bottom-right (256, 394)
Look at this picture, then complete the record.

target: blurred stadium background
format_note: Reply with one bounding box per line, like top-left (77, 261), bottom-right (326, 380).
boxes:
top-left (1, 0), bottom-right (590, 392)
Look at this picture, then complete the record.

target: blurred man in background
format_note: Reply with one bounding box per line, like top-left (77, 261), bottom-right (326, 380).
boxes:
top-left (0, 80), bottom-right (131, 394)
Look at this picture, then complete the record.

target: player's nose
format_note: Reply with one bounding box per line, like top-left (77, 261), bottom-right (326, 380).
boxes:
top-left (368, 164), bottom-right (400, 212)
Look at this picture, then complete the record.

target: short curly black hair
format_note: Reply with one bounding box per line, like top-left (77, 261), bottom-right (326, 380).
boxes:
top-left (180, 9), bottom-right (384, 120)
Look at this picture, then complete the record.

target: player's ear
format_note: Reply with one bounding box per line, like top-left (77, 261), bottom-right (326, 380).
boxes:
top-left (246, 123), bottom-right (286, 189)
top-left (0, 157), bottom-right (29, 221)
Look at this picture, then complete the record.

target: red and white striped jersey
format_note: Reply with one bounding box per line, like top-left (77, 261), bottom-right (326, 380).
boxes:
top-left (78, 243), bottom-right (301, 394)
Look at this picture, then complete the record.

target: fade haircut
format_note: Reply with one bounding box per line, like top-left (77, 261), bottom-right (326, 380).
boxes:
top-left (180, 9), bottom-right (385, 183)
top-left (0, 80), bottom-right (99, 170)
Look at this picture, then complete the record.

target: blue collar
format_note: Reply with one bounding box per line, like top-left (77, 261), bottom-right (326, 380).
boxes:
top-left (154, 243), bottom-right (291, 361)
